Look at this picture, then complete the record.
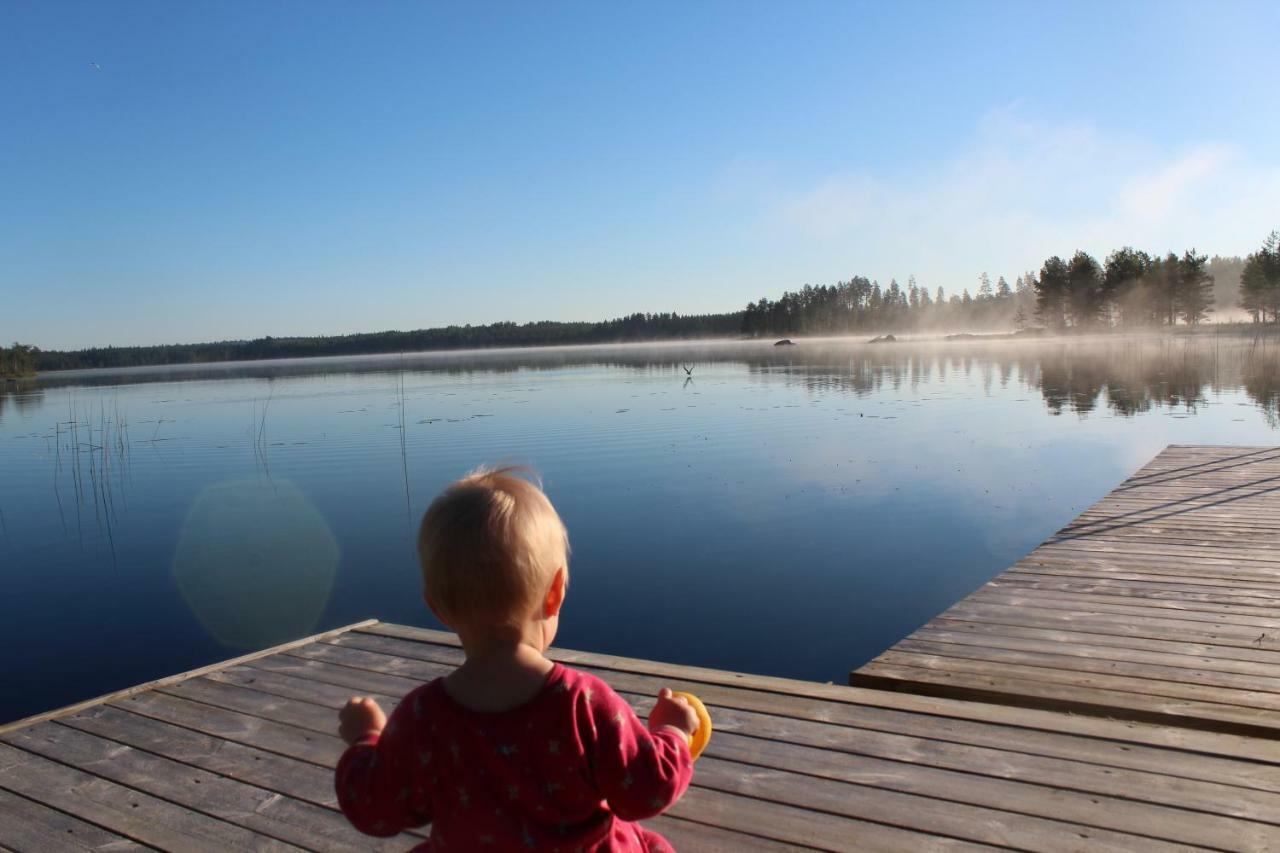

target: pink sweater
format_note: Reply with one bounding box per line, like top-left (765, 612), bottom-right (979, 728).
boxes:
top-left (336, 662), bottom-right (694, 851)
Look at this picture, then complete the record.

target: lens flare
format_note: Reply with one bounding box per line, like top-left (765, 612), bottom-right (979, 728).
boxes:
top-left (173, 479), bottom-right (339, 649)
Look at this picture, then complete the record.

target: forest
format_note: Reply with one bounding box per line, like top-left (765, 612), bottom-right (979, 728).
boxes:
top-left (0, 343), bottom-right (39, 378)
top-left (15, 233), bottom-right (1279, 373)
top-left (30, 311), bottom-right (742, 371)
top-left (1240, 232), bottom-right (1280, 322)
top-left (740, 240), bottom-right (1268, 337)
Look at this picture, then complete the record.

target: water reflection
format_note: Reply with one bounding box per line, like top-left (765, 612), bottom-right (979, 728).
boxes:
top-left (12, 335), bottom-right (1280, 421)
top-left (3, 334), bottom-right (1280, 724)
top-left (724, 336), bottom-right (1279, 422)
top-left (0, 380), bottom-right (43, 417)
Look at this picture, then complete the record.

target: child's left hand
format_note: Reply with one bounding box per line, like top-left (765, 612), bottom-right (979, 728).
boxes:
top-left (339, 696), bottom-right (388, 745)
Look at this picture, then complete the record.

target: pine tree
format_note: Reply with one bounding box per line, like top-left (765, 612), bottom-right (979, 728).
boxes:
top-left (1034, 256), bottom-right (1069, 328)
top-left (1066, 251), bottom-right (1104, 327)
top-left (977, 272), bottom-right (993, 300)
top-left (1175, 250), bottom-right (1214, 325)
top-left (1103, 247), bottom-right (1152, 326)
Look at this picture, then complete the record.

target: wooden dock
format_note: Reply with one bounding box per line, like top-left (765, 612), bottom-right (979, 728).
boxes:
top-left (851, 444), bottom-right (1280, 742)
top-left (5, 621), bottom-right (1280, 849)
top-left (4, 445), bottom-right (1280, 850)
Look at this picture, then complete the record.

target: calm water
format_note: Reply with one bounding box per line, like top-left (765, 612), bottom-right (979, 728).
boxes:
top-left (4, 335), bottom-right (1279, 724)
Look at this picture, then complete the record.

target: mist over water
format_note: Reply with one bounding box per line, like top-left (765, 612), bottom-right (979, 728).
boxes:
top-left (3, 335), bottom-right (1279, 723)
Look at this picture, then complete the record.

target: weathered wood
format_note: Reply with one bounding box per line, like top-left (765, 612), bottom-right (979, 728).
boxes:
top-left (249, 649), bottom-right (1280, 795)
top-left (665, 787), bottom-right (993, 852)
top-left (854, 445), bottom-right (1280, 738)
top-left (9, 621), bottom-right (1280, 849)
top-left (689, 756), bottom-right (1196, 853)
top-left (643, 813), bottom-right (819, 852)
top-left (0, 788), bottom-right (144, 852)
top-left (222, 649), bottom-right (1280, 840)
top-left (111, 689), bottom-right (340, 766)
top-left (351, 621), bottom-right (1280, 765)
top-left (0, 723), bottom-right (400, 853)
top-left (0, 621), bottom-right (378, 737)
top-left (61, 704), bottom-right (340, 808)
top-left (0, 742), bottom-right (298, 852)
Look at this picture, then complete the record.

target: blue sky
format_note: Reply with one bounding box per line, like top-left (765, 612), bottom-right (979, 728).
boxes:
top-left (3, 1), bottom-right (1279, 349)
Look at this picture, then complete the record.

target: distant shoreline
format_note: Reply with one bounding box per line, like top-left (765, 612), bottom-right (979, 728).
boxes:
top-left (25, 324), bottom-right (1280, 379)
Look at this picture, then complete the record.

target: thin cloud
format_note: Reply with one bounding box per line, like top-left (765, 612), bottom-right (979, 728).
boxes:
top-left (751, 109), bottom-right (1279, 289)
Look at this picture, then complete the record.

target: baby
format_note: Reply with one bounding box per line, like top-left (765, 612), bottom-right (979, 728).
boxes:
top-left (335, 467), bottom-right (700, 851)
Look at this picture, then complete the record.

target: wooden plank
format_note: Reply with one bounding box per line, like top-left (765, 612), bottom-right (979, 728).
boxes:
top-left (704, 732), bottom-right (1278, 850)
top-left (895, 637), bottom-right (1280, 696)
top-left (349, 622), bottom-right (1280, 765)
top-left (992, 573), bottom-right (1280, 610)
top-left (0, 789), bottom-right (144, 853)
top-left (643, 813), bottom-right (819, 852)
top-left (688, 756), bottom-right (1201, 852)
top-left (73, 704), bottom-right (790, 849)
top-left (665, 787), bottom-right (992, 852)
top-left (93, 666), bottom-right (1200, 852)
top-left (1, 723), bottom-right (395, 853)
top-left (871, 650), bottom-right (1280, 714)
top-left (968, 587), bottom-right (1280, 630)
top-left (851, 447), bottom-right (1280, 739)
top-left (0, 620), bottom-right (377, 736)
top-left (108, 690), bottom-right (339, 766)
top-left (157, 678), bottom-right (340, 734)
top-left (912, 626), bottom-right (1280, 680)
top-left (0, 742), bottom-right (298, 852)
top-left (60, 704), bottom-right (340, 809)
top-left (232, 650), bottom-right (1280, 837)
top-left (927, 617), bottom-right (1280, 667)
top-left (850, 660), bottom-right (1279, 735)
top-left (288, 636), bottom-right (1280, 803)
top-left (83, 663), bottom-right (979, 847)
top-left (934, 600), bottom-right (1280, 649)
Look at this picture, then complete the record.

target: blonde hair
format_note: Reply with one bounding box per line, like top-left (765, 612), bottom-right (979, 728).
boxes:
top-left (418, 466), bottom-right (569, 629)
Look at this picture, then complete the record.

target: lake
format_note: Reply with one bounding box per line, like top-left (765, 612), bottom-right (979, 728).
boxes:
top-left (3, 334), bottom-right (1279, 724)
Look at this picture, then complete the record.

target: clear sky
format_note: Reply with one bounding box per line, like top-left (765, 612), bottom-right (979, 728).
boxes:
top-left (4, 1), bottom-right (1279, 349)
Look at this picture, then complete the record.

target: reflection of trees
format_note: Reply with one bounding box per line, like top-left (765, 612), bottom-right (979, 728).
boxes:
top-left (1243, 343), bottom-right (1280, 427)
top-left (0, 382), bottom-right (43, 420)
top-left (1034, 342), bottom-right (1209, 417)
top-left (15, 334), bottom-right (1280, 423)
top-left (744, 336), bottom-right (1280, 419)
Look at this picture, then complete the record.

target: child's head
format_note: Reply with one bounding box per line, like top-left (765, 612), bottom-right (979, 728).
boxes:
top-left (418, 466), bottom-right (570, 642)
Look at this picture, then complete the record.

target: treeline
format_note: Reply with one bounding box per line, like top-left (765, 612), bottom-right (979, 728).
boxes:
top-left (1032, 233), bottom-right (1277, 328)
top-left (742, 273), bottom-right (1038, 336)
top-left (1241, 232), bottom-right (1280, 322)
top-left (1, 343), bottom-right (40, 378)
top-left (1032, 248), bottom-right (1213, 328)
top-left (740, 246), bottom-right (1260, 337)
top-left (34, 311), bottom-right (742, 371)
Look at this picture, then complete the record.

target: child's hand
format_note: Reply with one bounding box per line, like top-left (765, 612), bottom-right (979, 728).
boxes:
top-left (339, 696), bottom-right (387, 746)
top-left (648, 687), bottom-right (699, 740)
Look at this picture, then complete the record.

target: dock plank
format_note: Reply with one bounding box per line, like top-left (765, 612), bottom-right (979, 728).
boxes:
top-left (209, 648), bottom-right (1280, 847)
top-left (0, 789), bottom-right (144, 853)
top-left (0, 724), bottom-right (389, 853)
top-left (0, 742), bottom-right (297, 853)
top-left (6, 620), bottom-right (1278, 849)
top-left (853, 444), bottom-right (1280, 740)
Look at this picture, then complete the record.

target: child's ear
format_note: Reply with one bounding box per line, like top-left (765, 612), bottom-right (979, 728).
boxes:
top-left (544, 567), bottom-right (567, 618)
top-left (423, 591), bottom-right (451, 628)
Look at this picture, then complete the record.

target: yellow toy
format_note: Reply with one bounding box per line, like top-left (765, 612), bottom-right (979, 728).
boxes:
top-left (672, 692), bottom-right (712, 759)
